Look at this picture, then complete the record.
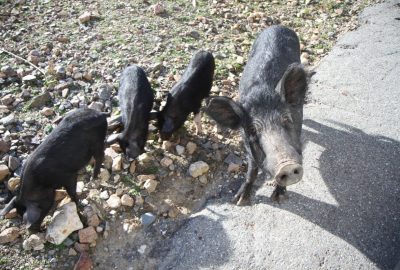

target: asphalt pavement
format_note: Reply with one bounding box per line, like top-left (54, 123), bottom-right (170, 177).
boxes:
top-left (151, 1), bottom-right (400, 269)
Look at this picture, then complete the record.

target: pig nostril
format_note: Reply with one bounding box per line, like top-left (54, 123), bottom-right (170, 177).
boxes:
top-left (294, 169), bottom-right (299, 175)
top-left (280, 174), bottom-right (288, 182)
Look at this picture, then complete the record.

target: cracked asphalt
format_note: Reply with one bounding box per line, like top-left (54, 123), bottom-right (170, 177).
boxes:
top-left (149, 1), bottom-right (400, 269)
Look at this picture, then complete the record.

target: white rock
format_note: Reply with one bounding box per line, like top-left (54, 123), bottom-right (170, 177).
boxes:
top-left (100, 190), bottom-right (109, 200)
top-left (99, 168), bottom-right (110, 182)
top-left (76, 181), bottom-right (84, 195)
top-left (175, 145), bottom-right (185, 155)
top-left (112, 155), bottom-right (122, 171)
top-left (0, 227), bottom-right (19, 244)
top-left (0, 164), bottom-right (9, 181)
top-left (129, 161), bottom-right (136, 174)
top-left (186, 142), bottom-right (197, 155)
top-left (46, 202), bottom-right (83, 245)
top-left (199, 175), bottom-right (208, 184)
top-left (227, 163), bottom-right (240, 173)
top-left (79, 11), bottom-right (91, 23)
top-left (23, 234), bottom-right (45, 251)
top-left (106, 194), bottom-right (121, 209)
top-left (161, 141), bottom-right (173, 151)
top-left (7, 177), bottom-right (20, 191)
top-left (41, 107), bottom-right (54, 116)
top-left (121, 194), bottom-right (134, 207)
top-left (144, 179), bottom-right (158, 193)
top-left (138, 153), bottom-right (153, 163)
top-left (188, 161), bottom-right (209, 178)
top-left (160, 157), bottom-right (173, 167)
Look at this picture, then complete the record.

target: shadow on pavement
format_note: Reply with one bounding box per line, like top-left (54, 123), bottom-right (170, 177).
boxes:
top-left (258, 119), bottom-right (400, 269)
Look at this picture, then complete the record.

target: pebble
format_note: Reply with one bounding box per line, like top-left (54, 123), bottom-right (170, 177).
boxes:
top-left (0, 227), bottom-right (19, 244)
top-left (99, 168), bottom-right (110, 182)
top-left (88, 101), bottom-right (104, 112)
top-left (152, 3), bottom-right (165, 15)
top-left (1, 94), bottom-right (15, 106)
top-left (224, 153), bottom-right (243, 165)
top-left (135, 195), bottom-right (144, 205)
top-left (79, 12), bottom-right (92, 23)
top-left (74, 242), bottom-right (89, 253)
top-left (76, 181), bottom-right (85, 195)
top-left (41, 107), bottom-right (54, 116)
top-left (22, 74), bottom-right (36, 82)
top-left (175, 145), bottom-right (185, 155)
top-left (28, 92), bottom-right (51, 108)
top-left (0, 164), bottom-right (10, 181)
top-left (7, 177), bottom-right (20, 191)
top-left (129, 161), bottom-right (136, 174)
top-left (1, 65), bottom-right (17, 77)
top-left (23, 234), bottom-right (45, 251)
top-left (140, 213), bottom-right (156, 226)
top-left (0, 140), bottom-right (10, 153)
top-left (78, 227), bottom-right (98, 244)
top-left (8, 156), bottom-right (20, 171)
top-left (106, 194), bottom-right (121, 209)
top-left (199, 175), bottom-right (208, 184)
top-left (0, 113), bottom-right (16, 125)
top-left (161, 141), bottom-right (173, 151)
top-left (73, 251), bottom-right (93, 270)
top-left (186, 142), bottom-right (197, 155)
top-left (112, 155), bottom-right (123, 171)
top-left (121, 194), bottom-right (134, 207)
top-left (138, 153), bottom-right (153, 163)
top-left (138, 245), bottom-right (147, 254)
top-left (188, 161), bottom-right (209, 178)
top-left (100, 190), bottom-right (109, 200)
top-left (68, 248), bottom-right (77, 256)
top-left (227, 163), bottom-right (240, 173)
top-left (160, 157), bottom-right (173, 167)
top-left (143, 179), bottom-right (158, 193)
top-left (4, 208), bottom-right (17, 219)
top-left (87, 213), bottom-right (100, 227)
top-left (98, 84), bottom-right (112, 100)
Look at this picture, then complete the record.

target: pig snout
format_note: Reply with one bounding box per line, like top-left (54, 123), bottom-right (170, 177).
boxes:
top-left (274, 161), bottom-right (303, 186)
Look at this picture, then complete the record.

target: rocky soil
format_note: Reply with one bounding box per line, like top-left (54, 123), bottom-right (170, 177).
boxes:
top-left (0, 0), bottom-right (380, 269)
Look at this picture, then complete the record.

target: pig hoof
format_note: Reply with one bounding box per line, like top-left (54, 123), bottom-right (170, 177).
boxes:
top-left (271, 186), bottom-right (287, 203)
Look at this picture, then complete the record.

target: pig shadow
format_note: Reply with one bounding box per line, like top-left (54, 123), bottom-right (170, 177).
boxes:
top-left (258, 119), bottom-right (400, 270)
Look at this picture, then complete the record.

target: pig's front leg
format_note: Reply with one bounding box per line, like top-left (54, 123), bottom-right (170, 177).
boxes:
top-left (271, 185), bottom-right (287, 203)
top-left (233, 157), bottom-right (258, 206)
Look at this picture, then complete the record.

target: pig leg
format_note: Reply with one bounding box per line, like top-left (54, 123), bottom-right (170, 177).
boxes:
top-left (193, 112), bottom-right (202, 135)
top-left (233, 157), bottom-right (258, 205)
top-left (271, 185), bottom-right (287, 203)
top-left (92, 144), bottom-right (105, 180)
top-left (64, 175), bottom-right (79, 204)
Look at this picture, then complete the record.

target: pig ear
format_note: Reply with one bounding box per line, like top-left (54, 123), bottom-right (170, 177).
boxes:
top-left (106, 133), bottom-right (121, 145)
top-left (278, 63), bottom-right (307, 105)
top-left (205, 97), bottom-right (245, 129)
top-left (24, 204), bottom-right (41, 229)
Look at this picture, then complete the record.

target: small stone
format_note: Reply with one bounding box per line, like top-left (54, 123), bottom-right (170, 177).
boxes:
top-left (129, 161), bottom-right (136, 174)
top-left (96, 226), bottom-right (103, 233)
top-left (188, 161), bottom-right (209, 178)
top-left (1, 66), bottom-right (17, 77)
top-left (0, 140), bottom-right (10, 153)
top-left (175, 145), bottom-right (185, 155)
top-left (73, 251), bottom-right (93, 270)
top-left (227, 163), bottom-right (240, 173)
top-left (112, 155), bottom-right (122, 171)
top-left (168, 207), bottom-right (180, 218)
top-left (137, 174), bottom-right (156, 183)
top-left (74, 242), bottom-right (90, 253)
top-left (135, 196), bottom-right (144, 206)
top-left (106, 194), bottom-right (121, 209)
top-left (88, 101), bottom-right (104, 112)
top-left (78, 227), bottom-right (98, 244)
top-left (138, 245), bottom-right (147, 254)
top-left (0, 227), bottom-right (19, 244)
top-left (1, 94), bottom-right (15, 106)
top-left (79, 12), bottom-right (92, 23)
top-left (104, 147), bottom-right (118, 169)
top-left (160, 157), bottom-right (173, 167)
top-left (99, 168), bottom-right (110, 182)
top-left (121, 194), bottom-right (134, 207)
top-left (224, 153), bottom-right (243, 165)
top-left (138, 153), bottom-right (153, 163)
top-left (187, 30), bottom-right (201, 40)
top-left (68, 248), bottom-right (77, 256)
top-left (100, 190), bottom-right (109, 200)
top-left (199, 175), bottom-right (208, 184)
top-left (0, 164), bottom-right (10, 181)
top-left (56, 65), bottom-right (66, 79)
top-left (0, 113), bottom-right (16, 125)
top-left (46, 202), bottom-right (83, 245)
top-left (22, 74), bottom-right (36, 82)
top-left (143, 179), bottom-right (158, 193)
top-left (186, 142), bottom-right (197, 155)
top-left (28, 92), bottom-right (51, 109)
top-left (140, 213), bottom-right (156, 226)
top-left (7, 177), bottom-right (20, 191)
top-left (76, 181), bottom-right (84, 195)
top-left (86, 213), bottom-right (100, 227)
top-left (4, 208), bottom-right (17, 219)
top-left (41, 107), bottom-right (54, 116)
top-left (152, 3), bottom-right (165, 15)
top-left (161, 141), bottom-right (173, 151)
top-left (98, 84), bottom-right (112, 100)
top-left (23, 234), bottom-right (45, 251)
top-left (8, 156), bottom-right (20, 171)
top-left (116, 188), bottom-right (124, 196)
